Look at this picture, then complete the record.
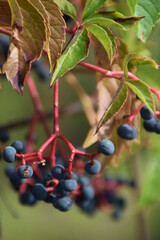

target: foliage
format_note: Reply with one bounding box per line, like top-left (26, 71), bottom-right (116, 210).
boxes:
top-left (0, 0), bottom-right (160, 215)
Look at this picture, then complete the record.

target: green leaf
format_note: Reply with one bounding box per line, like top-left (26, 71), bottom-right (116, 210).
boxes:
top-left (86, 24), bottom-right (113, 62)
top-left (139, 157), bottom-right (160, 206)
top-left (127, 0), bottom-right (137, 15)
top-left (90, 12), bottom-right (143, 28)
top-left (123, 53), bottom-right (159, 78)
top-left (125, 79), bottom-right (155, 112)
top-left (29, 0), bottom-right (66, 73)
top-left (82, 0), bottom-right (107, 22)
top-left (50, 28), bottom-right (89, 86)
top-left (96, 81), bottom-right (128, 132)
top-left (83, 14), bottom-right (126, 30)
top-left (54, 0), bottom-right (77, 21)
top-left (135, 0), bottom-right (160, 42)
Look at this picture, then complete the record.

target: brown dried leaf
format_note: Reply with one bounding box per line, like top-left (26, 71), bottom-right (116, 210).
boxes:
top-left (3, 0), bottom-right (46, 93)
top-left (3, 43), bottom-right (30, 93)
top-left (82, 126), bottom-right (99, 149)
top-left (0, 1), bottom-right (11, 28)
top-left (30, 0), bottom-right (66, 73)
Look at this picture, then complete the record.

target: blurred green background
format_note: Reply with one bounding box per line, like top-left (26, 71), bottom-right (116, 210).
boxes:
top-left (1, 1), bottom-right (160, 240)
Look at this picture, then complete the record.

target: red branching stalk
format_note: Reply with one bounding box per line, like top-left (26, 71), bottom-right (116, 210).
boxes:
top-left (15, 76), bottom-right (99, 176)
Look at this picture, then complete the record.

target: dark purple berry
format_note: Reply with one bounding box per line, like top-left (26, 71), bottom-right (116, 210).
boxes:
top-left (32, 183), bottom-right (47, 200)
top-left (85, 159), bottom-right (101, 175)
top-left (117, 124), bottom-right (138, 140)
top-left (52, 196), bottom-right (73, 212)
top-left (3, 146), bottom-right (16, 162)
top-left (61, 179), bottom-right (77, 192)
top-left (143, 118), bottom-right (157, 132)
top-left (17, 165), bottom-right (33, 178)
top-left (140, 105), bottom-right (154, 120)
top-left (98, 139), bottom-right (115, 155)
top-left (11, 140), bottom-right (26, 153)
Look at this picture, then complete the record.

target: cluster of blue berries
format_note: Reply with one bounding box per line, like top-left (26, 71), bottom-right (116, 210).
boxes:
top-left (140, 105), bottom-right (160, 133)
top-left (2, 139), bottom-right (124, 216)
top-left (5, 158), bottom-right (135, 218)
top-left (117, 105), bottom-right (160, 140)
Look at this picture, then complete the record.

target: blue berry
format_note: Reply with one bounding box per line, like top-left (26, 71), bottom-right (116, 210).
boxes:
top-left (128, 179), bottom-right (136, 188)
top-left (52, 196), bottom-right (73, 212)
top-left (85, 159), bottom-right (101, 175)
top-left (112, 209), bottom-right (122, 220)
top-left (11, 140), bottom-right (26, 153)
top-left (10, 171), bottom-right (26, 189)
top-left (32, 183), bottom-right (47, 200)
top-left (61, 179), bottom-right (77, 192)
top-left (105, 191), bottom-right (117, 204)
top-left (114, 197), bottom-right (126, 210)
top-left (0, 34), bottom-right (10, 59)
top-left (0, 130), bottom-right (9, 142)
top-left (78, 199), bottom-right (96, 215)
top-left (82, 185), bottom-right (95, 200)
top-left (19, 192), bottom-right (36, 206)
top-left (117, 176), bottom-right (129, 185)
top-left (143, 118), bottom-right (157, 132)
top-left (117, 124), bottom-right (138, 140)
top-left (51, 165), bottom-right (65, 180)
top-left (5, 165), bottom-right (16, 177)
top-left (3, 146), bottom-right (16, 162)
top-left (63, 172), bottom-right (78, 181)
top-left (17, 165), bottom-right (33, 178)
top-left (78, 176), bottom-right (90, 186)
top-left (54, 182), bottom-right (69, 196)
top-left (154, 121), bottom-right (160, 134)
top-left (98, 139), bottom-right (115, 155)
top-left (140, 105), bottom-right (154, 120)
top-left (44, 193), bottom-right (57, 204)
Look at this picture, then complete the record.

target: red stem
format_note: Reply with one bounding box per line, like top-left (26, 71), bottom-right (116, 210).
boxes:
top-left (127, 103), bottom-right (144, 126)
top-left (79, 62), bottom-right (139, 80)
top-left (150, 87), bottom-right (160, 104)
top-left (26, 112), bottom-right (39, 153)
top-left (27, 76), bottom-right (51, 137)
top-left (53, 80), bottom-right (60, 134)
top-left (68, 151), bottom-right (75, 179)
top-left (38, 134), bottom-right (56, 153)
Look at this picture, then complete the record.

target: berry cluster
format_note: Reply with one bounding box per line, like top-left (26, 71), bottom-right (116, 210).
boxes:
top-left (140, 106), bottom-right (160, 133)
top-left (117, 104), bottom-right (160, 141)
top-left (4, 142), bottom-right (135, 219)
top-left (3, 139), bottom-right (122, 215)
